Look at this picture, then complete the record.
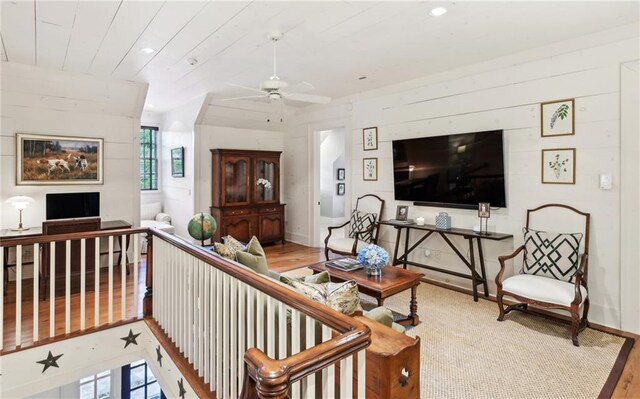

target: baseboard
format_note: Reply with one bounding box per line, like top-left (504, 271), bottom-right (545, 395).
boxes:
top-left (285, 231), bottom-right (309, 246)
top-left (420, 276), bottom-right (640, 340)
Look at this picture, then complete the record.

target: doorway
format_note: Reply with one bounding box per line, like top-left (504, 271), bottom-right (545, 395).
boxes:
top-left (312, 127), bottom-right (348, 247)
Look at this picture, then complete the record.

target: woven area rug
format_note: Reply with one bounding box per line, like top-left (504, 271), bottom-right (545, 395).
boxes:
top-left (281, 268), bottom-right (632, 398)
top-left (379, 283), bottom-right (632, 399)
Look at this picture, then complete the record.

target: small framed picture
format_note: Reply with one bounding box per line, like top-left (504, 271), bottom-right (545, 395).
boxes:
top-left (363, 127), bottom-right (378, 151)
top-left (541, 99), bottom-right (575, 137)
top-left (171, 147), bottom-right (184, 177)
top-left (337, 168), bottom-right (345, 181)
top-left (363, 158), bottom-right (378, 181)
top-left (396, 205), bottom-right (408, 221)
top-left (542, 148), bottom-right (576, 184)
top-left (478, 203), bottom-right (491, 218)
top-left (337, 183), bottom-right (345, 196)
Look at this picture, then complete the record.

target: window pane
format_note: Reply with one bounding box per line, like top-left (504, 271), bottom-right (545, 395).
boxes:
top-left (80, 375), bottom-right (95, 383)
top-left (147, 382), bottom-right (160, 399)
top-left (146, 366), bottom-right (156, 383)
top-left (97, 376), bottom-right (110, 399)
top-left (130, 366), bottom-right (146, 388)
top-left (130, 387), bottom-right (145, 399)
top-left (97, 370), bottom-right (111, 378)
top-left (80, 382), bottom-right (95, 399)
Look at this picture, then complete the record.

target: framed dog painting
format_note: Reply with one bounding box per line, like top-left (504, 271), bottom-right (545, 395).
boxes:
top-left (16, 133), bottom-right (104, 185)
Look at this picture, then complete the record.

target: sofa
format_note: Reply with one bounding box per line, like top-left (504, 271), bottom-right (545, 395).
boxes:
top-left (140, 202), bottom-right (175, 252)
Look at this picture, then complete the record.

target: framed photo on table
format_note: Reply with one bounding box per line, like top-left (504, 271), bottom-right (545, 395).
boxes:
top-left (396, 205), bottom-right (408, 221)
top-left (541, 99), bottom-right (575, 137)
top-left (363, 127), bottom-right (378, 151)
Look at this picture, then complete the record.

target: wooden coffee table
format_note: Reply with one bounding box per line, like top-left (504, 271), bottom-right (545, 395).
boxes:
top-left (307, 261), bottom-right (423, 326)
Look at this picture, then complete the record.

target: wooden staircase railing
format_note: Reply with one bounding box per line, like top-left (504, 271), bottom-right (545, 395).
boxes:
top-left (1, 227), bottom-right (371, 398)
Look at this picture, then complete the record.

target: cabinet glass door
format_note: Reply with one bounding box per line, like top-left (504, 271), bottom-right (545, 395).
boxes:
top-left (223, 157), bottom-right (249, 205)
top-left (255, 159), bottom-right (277, 203)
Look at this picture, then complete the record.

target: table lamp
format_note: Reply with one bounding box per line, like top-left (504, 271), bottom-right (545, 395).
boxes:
top-left (6, 196), bottom-right (35, 231)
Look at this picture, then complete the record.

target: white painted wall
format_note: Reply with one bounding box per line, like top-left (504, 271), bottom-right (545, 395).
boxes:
top-left (319, 129), bottom-right (346, 219)
top-left (0, 62), bottom-right (146, 231)
top-left (159, 97), bottom-right (203, 240)
top-left (620, 60), bottom-right (640, 334)
top-left (286, 29), bottom-right (640, 329)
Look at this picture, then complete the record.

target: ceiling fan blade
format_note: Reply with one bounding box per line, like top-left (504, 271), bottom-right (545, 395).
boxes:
top-left (284, 92), bottom-right (331, 104)
top-left (226, 82), bottom-right (265, 94)
top-left (287, 81), bottom-right (315, 93)
top-left (221, 95), bottom-right (265, 101)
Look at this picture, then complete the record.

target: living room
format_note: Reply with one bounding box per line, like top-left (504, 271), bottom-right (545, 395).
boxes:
top-left (1, 1), bottom-right (639, 398)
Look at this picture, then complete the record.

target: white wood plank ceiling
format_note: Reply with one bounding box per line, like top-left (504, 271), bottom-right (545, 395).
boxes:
top-left (1, 1), bottom-right (638, 112)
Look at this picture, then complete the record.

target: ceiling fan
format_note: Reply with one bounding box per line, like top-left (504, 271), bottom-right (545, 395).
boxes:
top-left (222, 32), bottom-right (331, 105)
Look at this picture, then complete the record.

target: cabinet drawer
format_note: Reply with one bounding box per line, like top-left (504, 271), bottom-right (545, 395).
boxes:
top-left (259, 206), bottom-right (282, 214)
top-left (222, 208), bottom-right (252, 217)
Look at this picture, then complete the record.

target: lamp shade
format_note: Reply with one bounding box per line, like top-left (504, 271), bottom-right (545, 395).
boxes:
top-left (6, 196), bottom-right (35, 210)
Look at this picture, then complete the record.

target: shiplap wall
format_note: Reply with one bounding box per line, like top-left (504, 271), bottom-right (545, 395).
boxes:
top-left (0, 62), bottom-right (147, 230)
top-left (287, 35), bottom-right (639, 328)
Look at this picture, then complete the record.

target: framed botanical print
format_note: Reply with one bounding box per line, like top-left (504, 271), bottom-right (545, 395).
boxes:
top-left (363, 127), bottom-right (378, 151)
top-left (171, 147), bottom-right (184, 177)
top-left (363, 158), bottom-right (378, 181)
top-left (337, 168), bottom-right (345, 181)
top-left (542, 148), bottom-right (576, 184)
top-left (337, 183), bottom-right (345, 196)
top-left (16, 133), bottom-right (104, 185)
top-left (541, 99), bottom-right (575, 137)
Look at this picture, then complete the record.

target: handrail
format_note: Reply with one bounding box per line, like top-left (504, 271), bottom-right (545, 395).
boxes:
top-left (0, 227), bottom-right (149, 247)
top-left (148, 229), bottom-right (372, 398)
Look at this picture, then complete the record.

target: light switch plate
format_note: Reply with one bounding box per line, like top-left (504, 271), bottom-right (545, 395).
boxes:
top-left (599, 174), bottom-right (613, 190)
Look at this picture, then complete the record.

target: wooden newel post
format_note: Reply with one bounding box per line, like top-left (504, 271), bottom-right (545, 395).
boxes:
top-left (143, 234), bottom-right (153, 316)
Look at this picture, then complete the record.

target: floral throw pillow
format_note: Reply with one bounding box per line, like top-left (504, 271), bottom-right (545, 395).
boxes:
top-left (288, 280), bottom-right (362, 315)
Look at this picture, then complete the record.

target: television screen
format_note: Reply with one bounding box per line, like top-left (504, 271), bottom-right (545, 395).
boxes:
top-left (46, 192), bottom-right (100, 220)
top-left (392, 130), bottom-right (506, 209)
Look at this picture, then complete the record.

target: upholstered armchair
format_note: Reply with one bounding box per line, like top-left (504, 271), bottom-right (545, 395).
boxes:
top-left (324, 194), bottom-right (384, 260)
top-left (495, 204), bottom-right (590, 346)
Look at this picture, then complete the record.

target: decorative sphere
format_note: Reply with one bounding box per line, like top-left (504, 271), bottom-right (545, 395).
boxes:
top-left (187, 213), bottom-right (217, 241)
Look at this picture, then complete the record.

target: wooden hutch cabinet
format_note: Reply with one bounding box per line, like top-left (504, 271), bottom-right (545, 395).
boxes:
top-left (210, 149), bottom-right (285, 244)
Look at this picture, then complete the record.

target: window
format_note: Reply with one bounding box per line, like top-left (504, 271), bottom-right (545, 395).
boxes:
top-left (140, 126), bottom-right (159, 190)
top-left (121, 359), bottom-right (165, 399)
top-left (80, 370), bottom-right (111, 399)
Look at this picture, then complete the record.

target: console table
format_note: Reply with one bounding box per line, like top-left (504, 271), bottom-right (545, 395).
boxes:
top-left (378, 220), bottom-right (512, 301)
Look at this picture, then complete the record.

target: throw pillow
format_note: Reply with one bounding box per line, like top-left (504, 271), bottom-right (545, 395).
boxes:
top-left (223, 235), bottom-right (247, 253)
top-left (280, 271), bottom-right (331, 286)
top-left (235, 236), bottom-right (269, 276)
top-left (288, 279), bottom-right (362, 315)
top-left (213, 235), bottom-right (247, 260)
top-left (348, 210), bottom-right (378, 243)
top-left (522, 228), bottom-right (583, 282)
top-left (213, 242), bottom-right (235, 260)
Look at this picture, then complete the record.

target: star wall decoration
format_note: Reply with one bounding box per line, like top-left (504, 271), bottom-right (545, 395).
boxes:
top-left (36, 351), bottom-right (63, 373)
top-left (156, 345), bottom-right (163, 367)
top-left (120, 329), bottom-right (141, 348)
top-left (178, 378), bottom-right (187, 399)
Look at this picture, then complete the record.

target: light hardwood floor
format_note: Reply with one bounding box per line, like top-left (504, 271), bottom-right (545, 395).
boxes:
top-left (2, 241), bottom-right (637, 397)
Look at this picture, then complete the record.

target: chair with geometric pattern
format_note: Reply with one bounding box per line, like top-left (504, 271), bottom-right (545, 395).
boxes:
top-left (495, 204), bottom-right (590, 346)
top-left (324, 194), bottom-right (384, 260)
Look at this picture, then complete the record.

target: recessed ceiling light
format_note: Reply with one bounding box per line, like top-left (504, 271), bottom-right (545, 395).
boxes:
top-left (140, 47), bottom-right (156, 54)
top-left (429, 7), bottom-right (447, 17)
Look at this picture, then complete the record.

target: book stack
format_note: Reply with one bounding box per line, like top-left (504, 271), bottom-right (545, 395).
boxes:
top-left (325, 258), bottom-right (363, 272)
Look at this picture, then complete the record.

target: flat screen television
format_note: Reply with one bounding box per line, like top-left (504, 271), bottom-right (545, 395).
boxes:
top-left (46, 192), bottom-right (100, 220)
top-left (392, 130), bottom-right (506, 209)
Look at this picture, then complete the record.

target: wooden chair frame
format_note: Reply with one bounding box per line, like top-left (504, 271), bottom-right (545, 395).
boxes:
top-left (324, 194), bottom-right (385, 260)
top-left (495, 204), bottom-right (591, 346)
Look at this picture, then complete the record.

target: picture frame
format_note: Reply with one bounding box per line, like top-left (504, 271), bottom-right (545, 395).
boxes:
top-left (171, 147), bottom-right (185, 177)
top-left (478, 203), bottom-right (491, 218)
top-left (363, 127), bottom-right (378, 151)
top-left (16, 133), bottom-right (104, 185)
top-left (337, 183), bottom-right (345, 196)
top-left (363, 158), bottom-right (378, 181)
top-left (541, 148), bottom-right (576, 184)
top-left (337, 168), bottom-right (345, 181)
top-left (396, 205), bottom-right (408, 221)
top-left (541, 99), bottom-right (575, 137)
